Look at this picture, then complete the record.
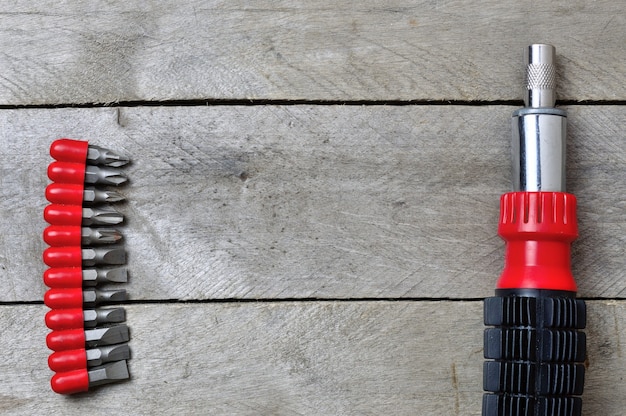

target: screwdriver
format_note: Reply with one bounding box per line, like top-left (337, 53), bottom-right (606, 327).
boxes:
top-left (50, 138), bottom-right (130, 167)
top-left (51, 360), bottom-right (130, 394)
top-left (43, 267), bottom-right (128, 288)
top-left (43, 226), bottom-right (123, 246)
top-left (482, 45), bottom-right (586, 416)
top-left (43, 246), bottom-right (127, 268)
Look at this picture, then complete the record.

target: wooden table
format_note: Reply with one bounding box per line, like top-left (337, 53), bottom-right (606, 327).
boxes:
top-left (2, 2), bottom-right (625, 414)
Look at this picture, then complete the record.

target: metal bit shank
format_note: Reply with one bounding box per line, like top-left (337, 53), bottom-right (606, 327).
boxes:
top-left (82, 207), bottom-right (124, 226)
top-left (81, 227), bottom-right (123, 245)
top-left (512, 44), bottom-right (566, 192)
top-left (82, 268), bottom-right (128, 286)
top-left (87, 145), bottom-right (130, 167)
top-left (83, 308), bottom-right (126, 328)
top-left (82, 247), bottom-right (127, 267)
top-left (88, 360), bottom-right (130, 387)
top-left (84, 325), bottom-right (130, 347)
top-left (84, 165), bottom-right (128, 186)
top-left (83, 187), bottom-right (125, 204)
top-left (82, 289), bottom-right (128, 307)
top-left (86, 344), bottom-right (131, 367)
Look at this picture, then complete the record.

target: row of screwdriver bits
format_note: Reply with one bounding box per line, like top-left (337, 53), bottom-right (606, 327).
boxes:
top-left (42, 139), bottom-right (131, 394)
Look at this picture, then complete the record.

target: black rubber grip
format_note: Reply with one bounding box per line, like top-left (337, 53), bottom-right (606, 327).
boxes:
top-left (482, 290), bottom-right (586, 416)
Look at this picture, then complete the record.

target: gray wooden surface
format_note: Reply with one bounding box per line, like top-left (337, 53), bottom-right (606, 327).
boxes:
top-left (2, 1), bottom-right (626, 415)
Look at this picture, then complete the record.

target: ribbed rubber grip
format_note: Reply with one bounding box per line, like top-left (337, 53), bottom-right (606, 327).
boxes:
top-left (483, 290), bottom-right (586, 416)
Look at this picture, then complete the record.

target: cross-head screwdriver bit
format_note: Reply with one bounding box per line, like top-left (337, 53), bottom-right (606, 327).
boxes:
top-left (50, 138), bottom-right (130, 167)
top-left (44, 204), bottom-right (124, 227)
top-left (47, 325), bottom-right (130, 351)
top-left (45, 307), bottom-right (126, 330)
top-left (48, 344), bottom-right (131, 372)
top-left (44, 267), bottom-right (128, 288)
top-left (46, 183), bottom-right (125, 205)
top-left (48, 161), bottom-right (128, 186)
top-left (51, 360), bottom-right (130, 394)
top-left (43, 225), bottom-right (123, 246)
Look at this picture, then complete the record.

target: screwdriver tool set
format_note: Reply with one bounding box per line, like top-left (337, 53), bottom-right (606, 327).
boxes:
top-left (43, 138), bottom-right (131, 394)
top-left (482, 45), bottom-right (586, 415)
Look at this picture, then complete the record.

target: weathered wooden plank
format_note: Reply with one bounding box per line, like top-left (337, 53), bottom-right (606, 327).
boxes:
top-left (1, 301), bottom-right (624, 415)
top-left (2, 106), bottom-right (625, 302)
top-left (1, 1), bottom-right (625, 104)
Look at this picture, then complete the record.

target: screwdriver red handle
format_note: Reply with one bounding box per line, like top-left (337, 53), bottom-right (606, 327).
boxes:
top-left (47, 329), bottom-right (86, 351)
top-left (45, 183), bottom-right (85, 205)
top-left (48, 349), bottom-right (88, 372)
top-left (45, 308), bottom-right (85, 330)
top-left (43, 246), bottom-right (82, 268)
top-left (43, 226), bottom-right (82, 246)
top-left (51, 369), bottom-right (89, 394)
top-left (44, 268), bottom-right (83, 288)
top-left (50, 139), bottom-right (89, 164)
top-left (44, 288), bottom-right (83, 309)
top-left (48, 161), bottom-right (86, 185)
top-left (44, 205), bottom-right (83, 226)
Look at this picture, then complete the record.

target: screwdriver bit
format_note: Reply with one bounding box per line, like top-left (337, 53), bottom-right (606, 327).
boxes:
top-left (48, 161), bottom-right (128, 186)
top-left (44, 204), bottom-right (124, 227)
top-left (44, 288), bottom-right (128, 309)
top-left (51, 138), bottom-right (130, 167)
top-left (43, 225), bottom-right (123, 246)
top-left (48, 344), bottom-right (131, 372)
top-left (44, 267), bottom-right (128, 288)
top-left (47, 325), bottom-right (130, 351)
top-left (43, 247), bottom-right (126, 268)
top-left (51, 360), bottom-right (130, 394)
top-left (45, 307), bottom-right (126, 330)
top-left (46, 183), bottom-right (125, 205)
top-left (87, 145), bottom-right (130, 167)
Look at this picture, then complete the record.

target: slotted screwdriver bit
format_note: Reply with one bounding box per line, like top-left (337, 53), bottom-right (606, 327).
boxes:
top-left (43, 247), bottom-right (126, 268)
top-left (45, 308), bottom-right (126, 330)
top-left (51, 360), bottom-right (130, 394)
top-left (47, 325), bottom-right (130, 351)
top-left (44, 288), bottom-right (128, 309)
top-left (48, 344), bottom-right (131, 372)
top-left (51, 138), bottom-right (130, 167)
top-left (44, 267), bottom-right (128, 288)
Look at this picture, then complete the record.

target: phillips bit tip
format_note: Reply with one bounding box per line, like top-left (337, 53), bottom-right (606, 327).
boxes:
top-left (86, 344), bottom-right (131, 367)
top-left (81, 228), bottom-right (123, 245)
top-left (88, 360), bottom-right (130, 387)
top-left (82, 267), bottom-right (128, 285)
top-left (87, 146), bottom-right (130, 167)
top-left (83, 187), bottom-right (125, 204)
top-left (82, 207), bottom-right (124, 226)
top-left (85, 325), bottom-right (130, 347)
top-left (82, 247), bottom-right (127, 267)
top-left (83, 308), bottom-right (126, 328)
top-left (84, 165), bottom-right (128, 186)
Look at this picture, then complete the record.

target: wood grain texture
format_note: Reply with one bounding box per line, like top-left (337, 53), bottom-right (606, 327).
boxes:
top-left (1, 301), bottom-right (624, 415)
top-left (1, 1), bottom-right (625, 104)
top-left (1, 105), bottom-right (625, 302)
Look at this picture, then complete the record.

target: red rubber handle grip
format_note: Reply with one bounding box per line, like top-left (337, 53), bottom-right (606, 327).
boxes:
top-left (44, 205), bottom-right (83, 226)
top-left (48, 349), bottom-right (88, 372)
top-left (43, 226), bottom-right (81, 246)
top-left (50, 139), bottom-right (89, 164)
top-left (51, 369), bottom-right (89, 394)
top-left (44, 288), bottom-right (83, 309)
top-left (47, 329), bottom-right (86, 351)
top-left (45, 308), bottom-right (84, 330)
top-left (43, 268), bottom-right (83, 288)
top-left (45, 183), bottom-right (85, 205)
top-left (48, 161), bottom-right (86, 185)
top-left (43, 247), bottom-right (82, 268)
